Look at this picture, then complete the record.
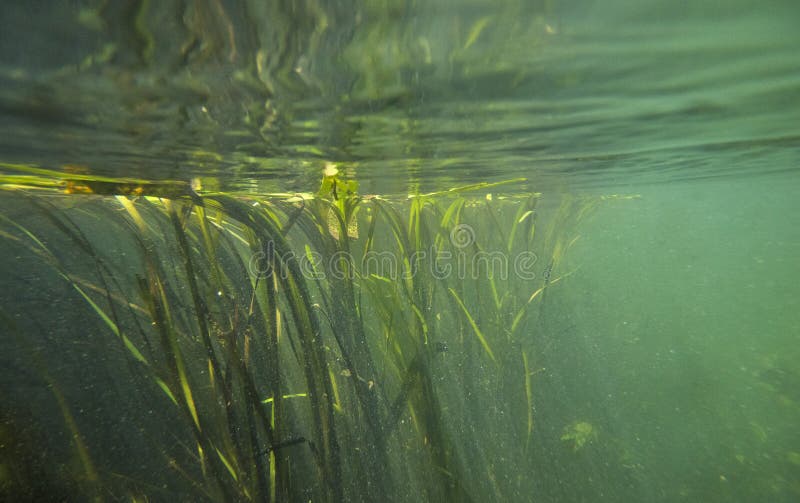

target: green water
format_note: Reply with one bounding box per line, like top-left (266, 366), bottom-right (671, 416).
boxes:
top-left (561, 177), bottom-right (800, 500)
top-left (1, 0), bottom-right (799, 501)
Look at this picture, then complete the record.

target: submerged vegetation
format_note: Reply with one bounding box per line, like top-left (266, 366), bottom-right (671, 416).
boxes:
top-left (0, 162), bottom-right (611, 501)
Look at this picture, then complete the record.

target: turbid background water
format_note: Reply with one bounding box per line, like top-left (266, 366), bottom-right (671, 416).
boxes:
top-left (555, 175), bottom-right (800, 500)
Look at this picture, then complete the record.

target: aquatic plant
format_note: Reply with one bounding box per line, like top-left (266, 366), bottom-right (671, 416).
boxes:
top-left (0, 162), bottom-right (601, 501)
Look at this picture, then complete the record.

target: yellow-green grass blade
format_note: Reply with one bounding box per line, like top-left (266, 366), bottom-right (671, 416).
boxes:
top-left (409, 178), bottom-right (527, 198)
top-left (510, 286), bottom-right (545, 336)
top-left (69, 281), bottom-right (148, 365)
top-left (522, 351), bottom-right (533, 450)
top-left (448, 287), bottom-right (496, 363)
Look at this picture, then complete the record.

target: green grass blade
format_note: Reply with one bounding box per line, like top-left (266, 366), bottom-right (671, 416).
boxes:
top-left (448, 287), bottom-right (496, 363)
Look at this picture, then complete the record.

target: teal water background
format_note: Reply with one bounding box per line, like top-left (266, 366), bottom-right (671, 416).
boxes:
top-left (560, 176), bottom-right (800, 500)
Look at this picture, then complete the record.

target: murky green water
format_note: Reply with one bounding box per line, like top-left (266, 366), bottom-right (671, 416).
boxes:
top-left (1, 1), bottom-right (799, 501)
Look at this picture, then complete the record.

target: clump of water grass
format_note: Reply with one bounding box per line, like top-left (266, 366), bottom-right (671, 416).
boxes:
top-left (0, 163), bottom-right (607, 501)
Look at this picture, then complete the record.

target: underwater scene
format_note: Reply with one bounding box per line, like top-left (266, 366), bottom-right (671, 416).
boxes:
top-left (1, 1), bottom-right (799, 502)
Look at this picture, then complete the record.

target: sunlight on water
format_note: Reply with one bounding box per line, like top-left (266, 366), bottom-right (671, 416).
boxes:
top-left (0, 0), bottom-right (797, 193)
